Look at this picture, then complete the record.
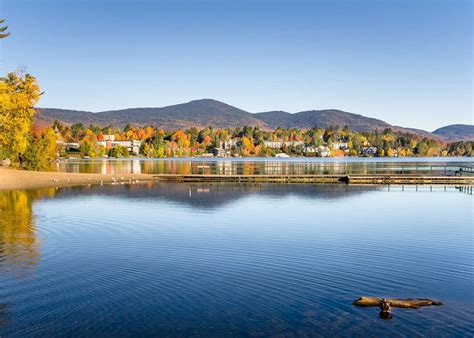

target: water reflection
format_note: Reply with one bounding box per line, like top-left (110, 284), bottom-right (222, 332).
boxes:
top-left (0, 183), bottom-right (463, 276)
top-left (0, 303), bottom-right (8, 328)
top-left (53, 183), bottom-right (383, 209)
top-left (0, 183), bottom-right (472, 336)
top-left (54, 158), bottom-right (473, 175)
top-left (50, 182), bottom-right (470, 211)
top-left (0, 190), bottom-right (54, 275)
top-left (379, 311), bottom-right (393, 320)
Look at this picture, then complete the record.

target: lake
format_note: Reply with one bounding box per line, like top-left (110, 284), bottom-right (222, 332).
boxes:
top-left (54, 157), bottom-right (474, 176)
top-left (0, 182), bottom-right (472, 336)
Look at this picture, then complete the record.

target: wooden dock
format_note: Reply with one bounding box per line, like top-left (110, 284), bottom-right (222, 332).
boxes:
top-left (153, 174), bottom-right (474, 185)
top-left (344, 174), bottom-right (474, 185)
top-left (456, 166), bottom-right (474, 176)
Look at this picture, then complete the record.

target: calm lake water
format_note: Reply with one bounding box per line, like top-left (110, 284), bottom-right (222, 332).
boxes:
top-left (54, 157), bottom-right (474, 176)
top-left (0, 183), bottom-right (472, 336)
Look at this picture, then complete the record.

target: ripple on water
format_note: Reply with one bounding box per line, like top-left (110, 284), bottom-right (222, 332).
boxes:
top-left (0, 184), bottom-right (472, 336)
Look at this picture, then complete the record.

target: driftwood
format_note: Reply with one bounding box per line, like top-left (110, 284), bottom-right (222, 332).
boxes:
top-left (353, 296), bottom-right (443, 309)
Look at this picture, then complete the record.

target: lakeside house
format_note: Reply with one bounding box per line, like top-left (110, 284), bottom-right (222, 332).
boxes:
top-left (331, 142), bottom-right (349, 150)
top-left (264, 140), bottom-right (304, 149)
top-left (284, 141), bottom-right (303, 147)
top-left (57, 141), bottom-right (80, 151)
top-left (264, 140), bottom-right (283, 148)
top-left (58, 133), bottom-right (388, 159)
top-left (221, 139), bottom-right (239, 156)
top-left (99, 137), bottom-right (143, 155)
top-left (221, 139), bottom-right (238, 150)
top-left (361, 146), bottom-right (378, 156)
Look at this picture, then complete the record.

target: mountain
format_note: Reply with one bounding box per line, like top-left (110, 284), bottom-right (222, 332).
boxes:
top-left (35, 108), bottom-right (123, 126)
top-left (256, 109), bottom-right (391, 131)
top-left (37, 99), bottom-right (269, 130)
top-left (35, 99), bottom-right (472, 142)
top-left (432, 124), bottom-right (474, 142)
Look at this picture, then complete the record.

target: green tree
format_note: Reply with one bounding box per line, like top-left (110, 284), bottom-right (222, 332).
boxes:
top-left (79, 139), bottom-right (105, 157)
top-left (108, 146), bottom-right (129, 158)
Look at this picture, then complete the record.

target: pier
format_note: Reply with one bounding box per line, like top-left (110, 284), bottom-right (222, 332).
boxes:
top-left (456, 166), bottom-right (474, 176)
top-left (154, 174), bottom-right (474, 185)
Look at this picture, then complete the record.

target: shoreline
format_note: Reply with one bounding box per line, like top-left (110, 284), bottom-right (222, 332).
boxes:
top-left (58, 156), bottom-right (473, 161)
top-left (0, 167), bottom-right (156, 191)
top-left (1, 167), bottom-right (473, 191)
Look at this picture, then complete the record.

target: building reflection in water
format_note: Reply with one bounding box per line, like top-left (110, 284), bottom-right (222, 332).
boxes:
top-left (56, 158), bottom-right (467, 176)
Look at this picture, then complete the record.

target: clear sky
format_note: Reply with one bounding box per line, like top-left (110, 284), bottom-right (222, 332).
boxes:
top-left (0, 0), bottom-right (472, 131)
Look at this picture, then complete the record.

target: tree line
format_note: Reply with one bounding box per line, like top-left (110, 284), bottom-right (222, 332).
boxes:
top-left (54, 121), bottom-right (473, 158)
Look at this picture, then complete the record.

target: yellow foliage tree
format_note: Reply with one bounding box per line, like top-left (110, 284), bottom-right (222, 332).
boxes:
top-left (0, 73), bottom-right (41, 160)
top-left (242, 137), bottom-right (254, 155)
top-left (23, 128), bottom-right (58, 170)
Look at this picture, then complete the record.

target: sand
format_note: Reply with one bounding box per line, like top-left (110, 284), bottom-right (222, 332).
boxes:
top-left (0, 167), bottom-right (156, 191)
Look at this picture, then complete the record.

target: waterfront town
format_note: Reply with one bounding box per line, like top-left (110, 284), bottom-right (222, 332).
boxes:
top-left (1, 70), bottom-right (471, 171)
top-left (52, 122), bottom-right (472, 160)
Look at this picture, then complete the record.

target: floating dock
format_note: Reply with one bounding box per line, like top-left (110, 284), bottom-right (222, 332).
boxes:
top-left (153, 174), bottom-right (474, 185)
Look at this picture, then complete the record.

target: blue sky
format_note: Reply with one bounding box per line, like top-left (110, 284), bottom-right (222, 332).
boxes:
top-left (0, 0), bottom-right (472, 130)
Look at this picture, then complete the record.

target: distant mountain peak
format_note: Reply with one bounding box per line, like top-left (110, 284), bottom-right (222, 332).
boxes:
top-left (34, 99), bottom-right (473, 142)
top-left (187, 98), bottom-right (224, 104)
top-left (433, 124), bottom-right (474, 142)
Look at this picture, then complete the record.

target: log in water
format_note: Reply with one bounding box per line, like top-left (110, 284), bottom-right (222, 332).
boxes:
top-left (353, 297), bottom-right (443, 309)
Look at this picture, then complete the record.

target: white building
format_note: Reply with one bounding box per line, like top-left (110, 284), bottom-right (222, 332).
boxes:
top-left (331, 142), bottom-right (349, 150)
top-left (64, 142), bottom-right (80, 151)
top-left (264, 140), bottom-right (304, 149)
top-left (283, 141), bottom-right (303, 147)
top-left (99, 139), bottom-right (143, 155)
top-left (264, 140), bottom-right (283, 149)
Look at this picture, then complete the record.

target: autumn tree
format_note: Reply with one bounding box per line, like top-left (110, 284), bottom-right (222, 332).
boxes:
top-left (0, 73), bottom-right (41, 161)
top-left (108, 146), bottom-right (129, 158)
top-left (79, 139), bottom-right (106, 158)
top-left (23, 128), bottom-right (58, 170)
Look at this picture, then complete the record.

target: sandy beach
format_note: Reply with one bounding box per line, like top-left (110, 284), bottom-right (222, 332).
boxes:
top-left (0, 167), bottom-right (156, 191)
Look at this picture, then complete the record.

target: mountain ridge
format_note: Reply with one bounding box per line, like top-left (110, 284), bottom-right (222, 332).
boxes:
top-left (432, 124), bottom-right (474, 142)
top-left (35, 99), bottom-right (473, 142)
